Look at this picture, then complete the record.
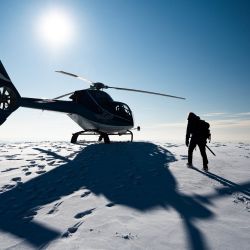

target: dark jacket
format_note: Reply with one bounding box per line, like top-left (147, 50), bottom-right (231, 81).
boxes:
top-left (186, 112), bottom-right (209, 143)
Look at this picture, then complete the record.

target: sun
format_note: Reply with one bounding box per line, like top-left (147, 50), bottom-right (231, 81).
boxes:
top-left (37, 7), bottom-right (75, 50)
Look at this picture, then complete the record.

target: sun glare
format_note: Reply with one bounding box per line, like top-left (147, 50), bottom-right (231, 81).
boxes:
top-left (37, 7), bottom-right (75, 50)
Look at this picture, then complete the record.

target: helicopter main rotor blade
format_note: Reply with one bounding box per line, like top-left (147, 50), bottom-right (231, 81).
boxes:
top-left (53, 91), bottom-right (75, 100)
top-left (106, 86), bottom-right (186, 100)
top-left (55, 70), bottom-right (185, 99)
top-left (55, 70), bottom-right (93, 84)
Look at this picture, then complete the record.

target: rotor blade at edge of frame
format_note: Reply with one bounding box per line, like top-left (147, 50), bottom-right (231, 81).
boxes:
top-left (107, 86), bottom-right (186, 100)
top-left (55, 70), bottom-right (93, 84)
top-left (55, 70), bottom-right (78, 77)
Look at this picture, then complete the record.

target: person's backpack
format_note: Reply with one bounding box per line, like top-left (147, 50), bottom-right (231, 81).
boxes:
top-left (199, 120), bottom-right (211, 140)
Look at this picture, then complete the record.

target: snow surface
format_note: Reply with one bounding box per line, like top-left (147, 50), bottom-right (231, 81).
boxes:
top-left (0, 140), bottom-right (249, 250)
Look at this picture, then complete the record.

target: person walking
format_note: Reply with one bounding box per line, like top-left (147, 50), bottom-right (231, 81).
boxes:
top-left (185, 112), bottom-right (211, 171)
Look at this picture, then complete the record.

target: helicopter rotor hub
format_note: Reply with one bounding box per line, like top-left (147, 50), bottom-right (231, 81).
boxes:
top-left (91, 82), bottom-right (107, 90)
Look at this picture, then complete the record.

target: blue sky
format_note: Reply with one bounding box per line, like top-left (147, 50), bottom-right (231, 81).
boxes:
top-left (1, 0), bottom-right (250, 142)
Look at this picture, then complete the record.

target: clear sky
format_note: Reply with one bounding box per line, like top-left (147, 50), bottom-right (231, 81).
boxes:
top-left (1, 0), bottom-right (250, 142)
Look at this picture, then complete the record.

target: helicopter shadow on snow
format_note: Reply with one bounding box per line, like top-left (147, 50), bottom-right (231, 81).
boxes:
top-left (0, 142), bottom-right (214, 250)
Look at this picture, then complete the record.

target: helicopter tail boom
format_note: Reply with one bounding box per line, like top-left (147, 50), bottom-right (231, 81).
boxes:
top-left (20, 97), bottom-right (77, 113)
top-left (0, 61), bottom-right (21, 125)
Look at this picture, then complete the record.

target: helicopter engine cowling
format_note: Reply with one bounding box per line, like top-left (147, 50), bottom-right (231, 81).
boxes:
top-left (0, 61), bottom-right (21, 125)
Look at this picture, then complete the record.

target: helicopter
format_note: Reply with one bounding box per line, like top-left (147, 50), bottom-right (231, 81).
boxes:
top-left (0, 61), bottom-right (185, 143)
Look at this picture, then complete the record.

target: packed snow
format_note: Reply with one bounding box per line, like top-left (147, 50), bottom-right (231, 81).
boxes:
top-left (0, 140), bottom-right (249, 250)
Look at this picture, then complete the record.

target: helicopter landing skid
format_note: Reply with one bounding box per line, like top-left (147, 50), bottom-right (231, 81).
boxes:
top-left (70, 130), bottom-right (133, 144)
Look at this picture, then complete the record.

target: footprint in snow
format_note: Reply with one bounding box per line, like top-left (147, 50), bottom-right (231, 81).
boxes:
top-left (47, 201), bottom-right (63, 215)
top-left (36, 170), bottom-right (46, 175)
top-left (1, 184), bottom-right (16, 191)
top-left (115, 232), bottom-right (136, 240)
top-left (233, 194), bottom-right (250, 211)
top-left (62, 222), bottom-right (83, 238)
top-left (48, 160), bottom-right (55, 166)
top-left (106, 202), bottom-right (115, 207)
top-left (26, 160), bottom-right (36, 164)
top-left (37, 164), bottom-right (46, 169)
top-left (12, 177), bottom-right (22, 182)
top-left (28, 164), bottom-right (37, 168)
top-left (80, 191), bottom-right (91, 198)
top-left (74, 208), bottom-right (95, 219)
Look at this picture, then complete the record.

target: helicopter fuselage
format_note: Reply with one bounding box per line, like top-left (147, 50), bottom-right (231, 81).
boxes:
top-left (20, 89), bottom-right (134, 134)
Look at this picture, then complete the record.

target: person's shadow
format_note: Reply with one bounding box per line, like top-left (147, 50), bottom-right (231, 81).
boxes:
top-left (0, 142), bottom-right (214, 249)
top-left (190, 166), bottom-right (250, 201)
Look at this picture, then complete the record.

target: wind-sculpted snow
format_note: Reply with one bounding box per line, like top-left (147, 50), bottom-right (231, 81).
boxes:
top-left (0, 141), bottom-right (249, 250)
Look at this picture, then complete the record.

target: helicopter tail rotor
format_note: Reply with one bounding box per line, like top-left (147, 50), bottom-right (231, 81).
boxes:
top-left (0, 61), bottom-right (21, 125)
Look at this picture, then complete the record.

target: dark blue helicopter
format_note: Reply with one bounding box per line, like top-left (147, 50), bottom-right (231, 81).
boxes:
top-left (0, 61), bottom-right (185, 143)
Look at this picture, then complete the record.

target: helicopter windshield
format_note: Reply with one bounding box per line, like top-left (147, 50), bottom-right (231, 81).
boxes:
top-left (112, 102), bottom-right (132, 119)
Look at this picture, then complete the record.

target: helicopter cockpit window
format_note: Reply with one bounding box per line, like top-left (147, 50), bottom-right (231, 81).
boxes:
top-left (113, 102), bottom-right (132, 119)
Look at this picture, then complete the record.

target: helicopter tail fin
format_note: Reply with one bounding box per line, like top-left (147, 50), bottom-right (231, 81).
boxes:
top-left (0, 61), bottom-right (21, 125)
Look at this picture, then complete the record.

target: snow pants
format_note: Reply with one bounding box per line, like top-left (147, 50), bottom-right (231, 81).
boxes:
top-left (188, 137), bottom-right (208, 166)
